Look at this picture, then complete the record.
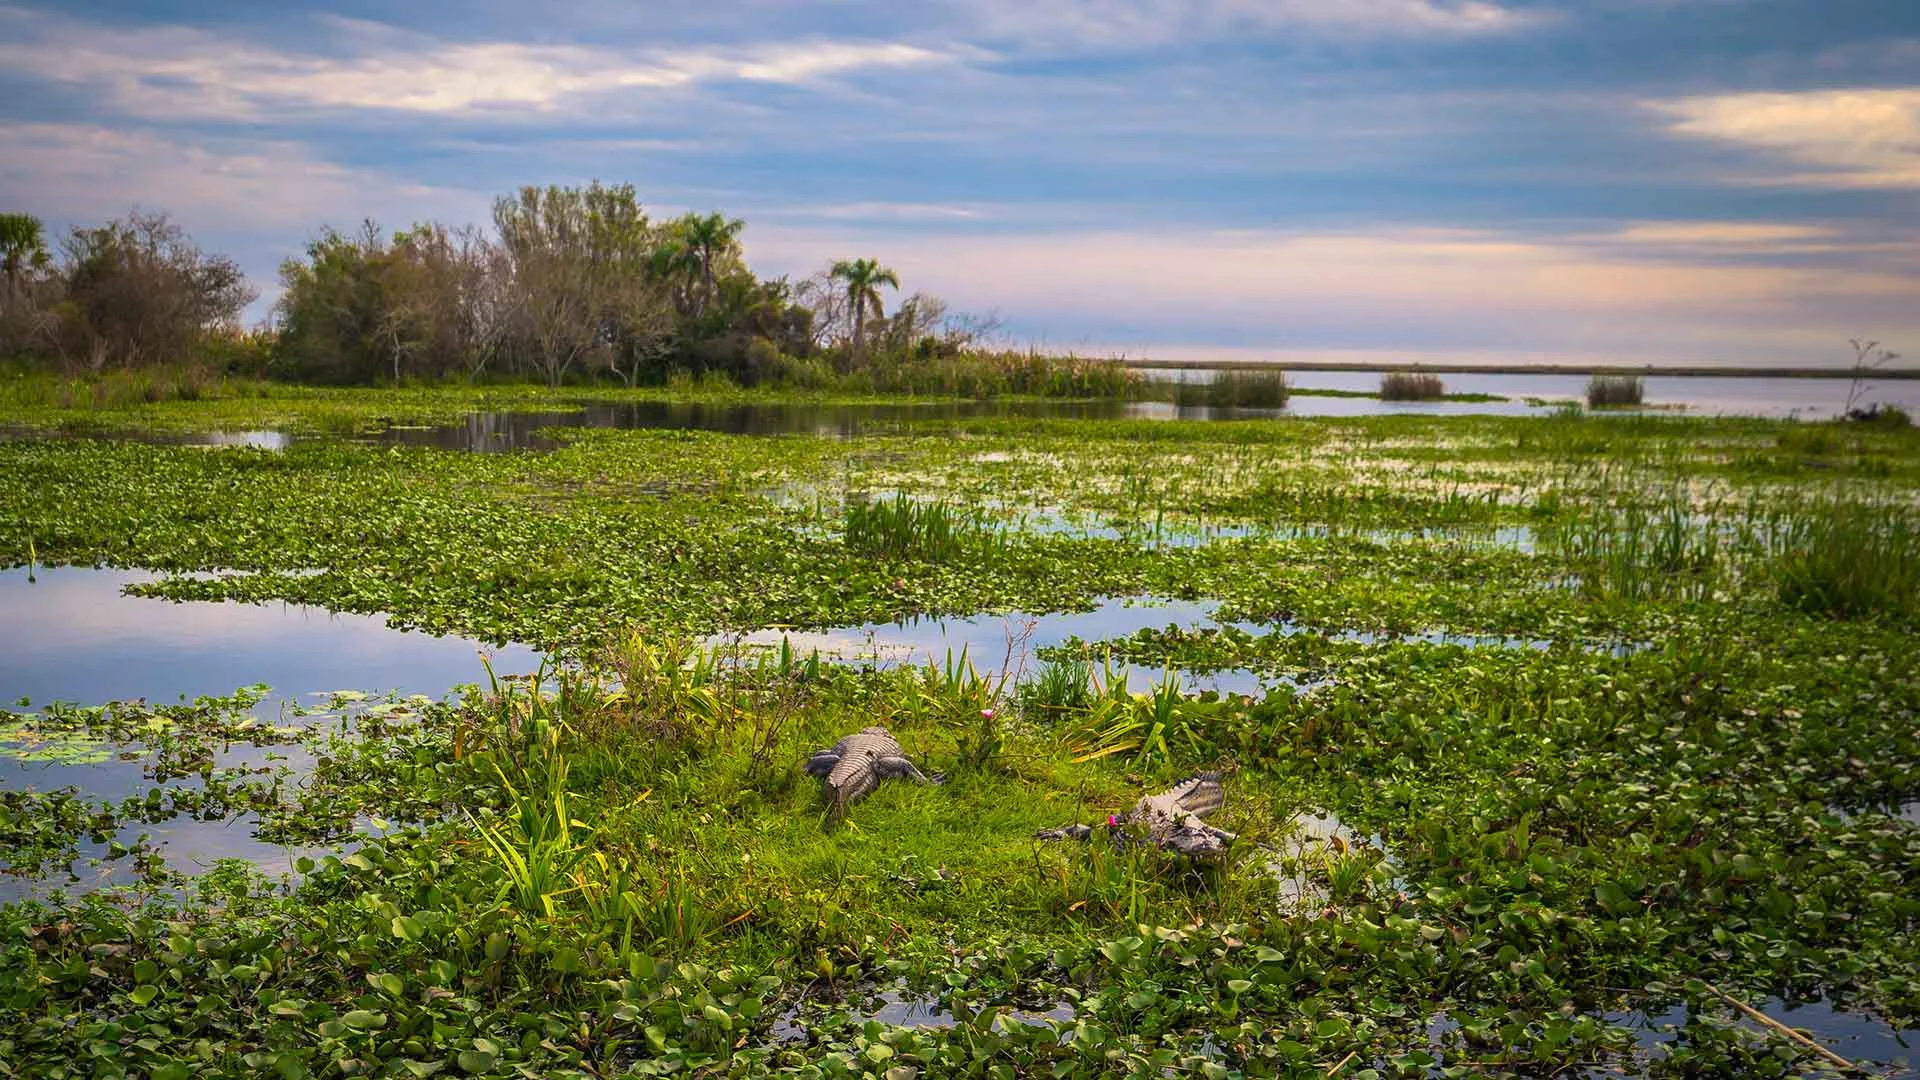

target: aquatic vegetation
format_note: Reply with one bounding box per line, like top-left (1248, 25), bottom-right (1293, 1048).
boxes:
top-left (2, 389), bottom-right (1920, 1077)
top-left (1588, 374), bottom-right (1646, 406)
top-left (1169, 369), bottom-right (1291, 408)
top-left (842, 492), bottom-right (1004, 563)
top-left (1767, 496), bottom-right (1920, 621)
top-left (1379, 371), bottom-right (1446, 400)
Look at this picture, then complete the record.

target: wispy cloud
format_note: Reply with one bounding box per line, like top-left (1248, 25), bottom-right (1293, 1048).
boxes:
top-left (1607, 222), bottom-right (1838, 246)
top-left (1652, 88), bottom-right (1920, 189)
top-left (951, 0), bottom-right (1540, 49)
top-left (0, 6), bottom-right (972, 119)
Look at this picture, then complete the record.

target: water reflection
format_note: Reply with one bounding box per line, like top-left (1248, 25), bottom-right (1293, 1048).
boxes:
top-left (721, 593), bottom-right (1618, 696)
top-left (0, 566), bottom-right (540, 711)
top-left (1599, 996), bottom-right (1917, 1076)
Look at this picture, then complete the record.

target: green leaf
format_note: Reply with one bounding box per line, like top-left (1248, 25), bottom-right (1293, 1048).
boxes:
top-left (128, 985), bottom-right (159, 1006)
top-left (341, 1010), bottom-right (386, 1031)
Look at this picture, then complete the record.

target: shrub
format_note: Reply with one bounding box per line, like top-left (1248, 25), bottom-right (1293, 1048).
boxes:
top-left (1379, 372), bottom-right (1445, 400)
top-left (1587, 375), bottom-right (1644, 407)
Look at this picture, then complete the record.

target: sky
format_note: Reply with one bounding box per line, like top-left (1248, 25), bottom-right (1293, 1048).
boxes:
top-left (2, 0), bottom-right (1917, 366)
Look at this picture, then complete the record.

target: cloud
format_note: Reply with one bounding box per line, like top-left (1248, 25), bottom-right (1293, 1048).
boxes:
top-left (779, 202), bottom-right (990, 222)
top-left (0, 122), bottom-right (484, 232)
top-left (951, 0), bottom-right (1539, 49)
top-left (1608, 222), bottom-right (1837, 246)
top-left (1652, 88), bottom-right (1920, 189)
top-left (746, 222), bottom-right (1920, 361)
top-left (0, 6), bottom-right (970, 119)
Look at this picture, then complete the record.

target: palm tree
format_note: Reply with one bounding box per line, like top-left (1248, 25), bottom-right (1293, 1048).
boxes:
top-left (681, 212), bottom-right (745, 315)
top-left (830, 257), bottom-right (899, 363)
top-left (0, 213), bottom-right (51, 295)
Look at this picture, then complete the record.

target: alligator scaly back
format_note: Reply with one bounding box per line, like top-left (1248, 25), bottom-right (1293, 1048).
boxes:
top-left (804, 726), bottom-right (939, 815)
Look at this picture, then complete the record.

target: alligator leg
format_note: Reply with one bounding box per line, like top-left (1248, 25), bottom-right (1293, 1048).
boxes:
top-left (803, 750), bottom-right (842, 777)
top-left (873, 755), bottom-right (938, 785)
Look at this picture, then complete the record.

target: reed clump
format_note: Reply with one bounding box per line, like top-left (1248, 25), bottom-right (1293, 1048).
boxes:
top-left (844, 493), bottom-right (1001, 561)
top-left (1379, 372), bottom-right (1445, 400)
top-left (1587, 375), bottom-right (1645, 407)
top-left (1172, 370), bottom-right (1290, 408)
top-left (1769, 498), bottom-right (1919, 621)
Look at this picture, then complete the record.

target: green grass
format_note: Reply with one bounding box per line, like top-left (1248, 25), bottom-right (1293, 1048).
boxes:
top-left (1769, 496), bottom-right (1920, 621)
top-left (843, 493), bottom-right (1005, 562)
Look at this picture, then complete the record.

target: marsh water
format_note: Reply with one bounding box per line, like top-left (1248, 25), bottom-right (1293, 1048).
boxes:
top-left (1139, 367), bottom-right (1920, 419)
top-left (0, 565), bottom-right (540, 899)
top-left (3, 414), bottom-right (1916, 1074)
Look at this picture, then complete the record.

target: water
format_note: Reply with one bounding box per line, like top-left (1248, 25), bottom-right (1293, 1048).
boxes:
top-left (1599, 998), bottom-right (1917, 1077)
top-left (0, 566), bottom-right (540, 710)
top-left (721, 595), bottom-right (1281, 697)
top-left (0, 565), bottom-right (542, 898)
top-left (1138, 367), bottom-right (1920, 419)
top-left (723, 595), bottom-right (1618, 693)
top-left (368, 401), bottom-right (1142, 450)
top-left (771, 982), bottom-right (1075, 1044)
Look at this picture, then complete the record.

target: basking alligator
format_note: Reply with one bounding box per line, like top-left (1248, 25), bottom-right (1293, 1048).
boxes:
top-left (805, 727), bottom-right (940, 815)
top-left (1036, 773), bottom-right (1235, 858)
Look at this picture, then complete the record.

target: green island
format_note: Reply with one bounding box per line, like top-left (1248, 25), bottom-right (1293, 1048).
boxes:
top-left (1, 200), bottom-right (1918, 1079)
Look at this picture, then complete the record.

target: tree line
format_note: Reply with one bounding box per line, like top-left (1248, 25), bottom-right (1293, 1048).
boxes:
top-left (0, 183), bottom-right (1008, 387)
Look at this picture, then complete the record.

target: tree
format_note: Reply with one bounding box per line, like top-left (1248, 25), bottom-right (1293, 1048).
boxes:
top-left (679, 212), bottom-right (745, 316)
top-left (493, 182), bottom-right (671, 387)
top-left (0, 213), bottom-right (51, 294)
top-left (829, 257), bottom-right (898, 365)
top-left (54, 210), bottom-right (253, 372)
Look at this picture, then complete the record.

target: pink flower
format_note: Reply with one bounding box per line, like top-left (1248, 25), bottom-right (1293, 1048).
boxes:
top-left (980, 709), bottom-right (995, 719)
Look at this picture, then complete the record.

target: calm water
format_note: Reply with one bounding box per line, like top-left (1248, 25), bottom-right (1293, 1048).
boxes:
top-left (0, 566), bottom-right (542, 898)
top-left (723, 593), bottom-right (1617, 695)
top-left (1138, 367), bottom-right (1920, 419)
top-left (0, 566), bottom-right (539, 710)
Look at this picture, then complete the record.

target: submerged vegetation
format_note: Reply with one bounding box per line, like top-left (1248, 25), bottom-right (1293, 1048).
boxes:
top-left (1, 388), bottom-right (1919, 1077)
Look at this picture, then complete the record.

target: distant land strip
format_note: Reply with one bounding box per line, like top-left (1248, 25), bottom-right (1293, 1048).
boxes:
top-left (1123, 359), bottom-right (1920, 379)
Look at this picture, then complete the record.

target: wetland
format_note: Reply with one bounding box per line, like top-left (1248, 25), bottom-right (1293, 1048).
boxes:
top-left (1, 383), bottom-right (1917, 1078)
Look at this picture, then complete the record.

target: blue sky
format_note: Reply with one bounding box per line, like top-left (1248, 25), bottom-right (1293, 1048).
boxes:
top-left (3, 0), bottom-right (1917, 365)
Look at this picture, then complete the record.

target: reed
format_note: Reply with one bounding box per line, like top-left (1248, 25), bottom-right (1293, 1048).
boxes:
top-left (1379, 372), bottom-right (1446, 400)
top-left (843, 493), bottom-right (1000, 561)
top-left (1586, 375), bottom-right (1645, 407)
top-left (1172, 370), bottom-right (1290, 408)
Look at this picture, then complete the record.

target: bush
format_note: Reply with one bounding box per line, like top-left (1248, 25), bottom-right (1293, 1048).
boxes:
top-left (1379, 372), bottom-right (1445, 400)
top-left (1844, 404), bottom-right (1912, 428)
top-left (1587, 375), bottom-right (1644, 407)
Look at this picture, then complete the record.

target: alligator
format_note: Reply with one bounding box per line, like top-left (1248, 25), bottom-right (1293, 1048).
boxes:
top-left (1036, 773), bottom-right (1235, 858)
top-left (804, 726), bottom-right (940, 815)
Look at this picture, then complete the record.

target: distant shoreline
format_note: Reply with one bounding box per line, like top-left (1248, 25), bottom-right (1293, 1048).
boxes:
top-left (1124, 359), bottom-right (1920, 380)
